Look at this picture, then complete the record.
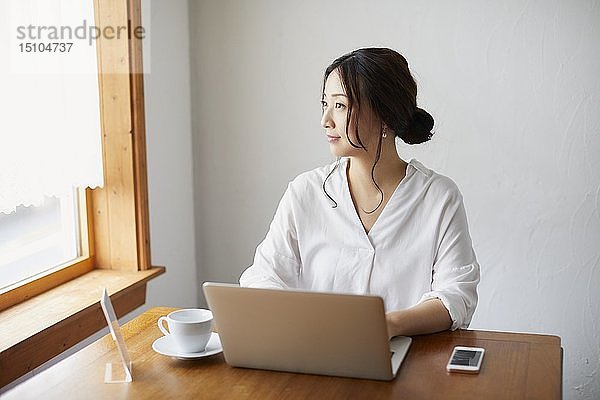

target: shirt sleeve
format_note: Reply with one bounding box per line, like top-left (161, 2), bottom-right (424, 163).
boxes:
top-left (418, 190), bottom-right (480, 330)
top-left (239, 183), bottom-right (301, 289)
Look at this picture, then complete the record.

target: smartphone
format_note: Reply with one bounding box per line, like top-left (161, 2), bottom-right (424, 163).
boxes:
top-left (446, 346), bottom-right (485, 374)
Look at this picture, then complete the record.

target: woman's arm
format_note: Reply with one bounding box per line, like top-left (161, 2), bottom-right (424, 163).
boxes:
top-left (412, 185), bottom-right (479, 331)
top-left (386, 298), bottom-right (452, 338)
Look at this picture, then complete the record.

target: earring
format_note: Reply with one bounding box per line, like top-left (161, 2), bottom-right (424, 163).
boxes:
top-left (382, 126), bottom-right (387, 138)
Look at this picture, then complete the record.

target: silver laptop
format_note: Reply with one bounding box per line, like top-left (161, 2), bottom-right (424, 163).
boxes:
top-left (202, 282), bottom-right (411, 381)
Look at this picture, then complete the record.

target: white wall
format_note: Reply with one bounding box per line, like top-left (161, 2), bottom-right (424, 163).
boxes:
top-left (189, 1), bottom-right (600, 399)
top-left (142, 0), bottom-right (198, 309)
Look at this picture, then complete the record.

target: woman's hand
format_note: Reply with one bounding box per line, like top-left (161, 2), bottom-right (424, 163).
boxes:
top-left (386, 298), bottom-right (453, 338)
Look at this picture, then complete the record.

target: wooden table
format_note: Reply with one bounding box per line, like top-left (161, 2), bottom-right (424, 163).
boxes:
top-left (3, 307), bottom-right (562, 399)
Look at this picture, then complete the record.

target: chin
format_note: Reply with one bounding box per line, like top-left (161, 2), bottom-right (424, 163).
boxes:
top-left (329, 144), bottom-right (359, 158)
top-left (329, 147), bottom-right (346, 158)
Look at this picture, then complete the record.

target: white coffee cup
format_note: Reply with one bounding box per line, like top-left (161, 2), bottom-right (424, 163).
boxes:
top-left (158, 309), bottom-right (213, 353)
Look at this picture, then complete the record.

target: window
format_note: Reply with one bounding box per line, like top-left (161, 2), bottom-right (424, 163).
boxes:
top-left (0, 0), bottom-right (162, 389)
top-left (1, 0), bottom-right (103, 291)
top-left (0, 191), bottom-right (82, 290)
top-left (0, 0), bottom-right (153, 309)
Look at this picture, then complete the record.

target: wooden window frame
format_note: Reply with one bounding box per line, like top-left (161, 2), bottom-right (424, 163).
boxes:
top-left (0, 0), bottom-right (164, 388)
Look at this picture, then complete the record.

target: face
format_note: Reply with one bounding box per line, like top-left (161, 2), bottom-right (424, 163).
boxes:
top-left (320, 70), bottom-right (381, 158)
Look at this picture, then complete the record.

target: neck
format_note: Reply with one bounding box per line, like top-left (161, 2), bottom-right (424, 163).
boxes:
top-left (346, 139), bottom-right (407, 197)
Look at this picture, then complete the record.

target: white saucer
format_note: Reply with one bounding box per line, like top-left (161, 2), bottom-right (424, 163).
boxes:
top-left (152, 332), bottom-right (223, 360)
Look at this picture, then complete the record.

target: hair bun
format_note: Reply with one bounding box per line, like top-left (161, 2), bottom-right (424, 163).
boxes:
top-left (401, 107), bottom-right (434, 144)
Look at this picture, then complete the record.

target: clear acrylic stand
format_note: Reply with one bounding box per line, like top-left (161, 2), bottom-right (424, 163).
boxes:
top-left (100, 288), bottom-right (133, 383)
top-left (104, 360), bottom-right (133, 383)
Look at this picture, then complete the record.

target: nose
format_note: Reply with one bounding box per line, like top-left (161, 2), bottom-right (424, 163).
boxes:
top-left (321, 107), bottom-right (335, 130)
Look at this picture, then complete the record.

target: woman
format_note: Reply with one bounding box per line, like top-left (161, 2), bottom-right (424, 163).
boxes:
top-left (240, 48), bottom-right (480, 338)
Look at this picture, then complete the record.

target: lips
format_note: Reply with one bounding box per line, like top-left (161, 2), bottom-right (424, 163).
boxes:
top-left (327, 135), bottom-right (341, 143)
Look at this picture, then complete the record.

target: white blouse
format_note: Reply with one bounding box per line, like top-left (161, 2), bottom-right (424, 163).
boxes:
top-left (240, 158), bottom-right (480, 330)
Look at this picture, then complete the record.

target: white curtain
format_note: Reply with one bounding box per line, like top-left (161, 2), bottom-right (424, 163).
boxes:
top-left (0, 0), bottom-right (103, 214)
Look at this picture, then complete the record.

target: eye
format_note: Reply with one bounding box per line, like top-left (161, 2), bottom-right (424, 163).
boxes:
top-left (335, 102), bottom-right (346, 109)
top-left (320, 100), bottom-right (327, 109)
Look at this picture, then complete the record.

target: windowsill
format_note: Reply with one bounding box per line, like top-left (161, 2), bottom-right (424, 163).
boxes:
top-left (0, 267), bottom-right (165, 388)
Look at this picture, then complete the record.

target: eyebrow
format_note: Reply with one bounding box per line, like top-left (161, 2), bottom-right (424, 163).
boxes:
top-left (322, 93), bottom-right (348, 98)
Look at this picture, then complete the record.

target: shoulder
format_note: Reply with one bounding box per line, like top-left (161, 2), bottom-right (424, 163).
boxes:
top-left (408, 159), bottom-right (463, 203)
top-left (288, 159), bottom-right (339, 191)
top-left (278, 159), bottom-right (341, 210)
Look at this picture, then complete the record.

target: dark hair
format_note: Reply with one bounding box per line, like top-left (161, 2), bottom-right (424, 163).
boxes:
top-left (323, 47), bottom-right (434, 146)
top-left (321, 48), bottom-right (434, 212)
